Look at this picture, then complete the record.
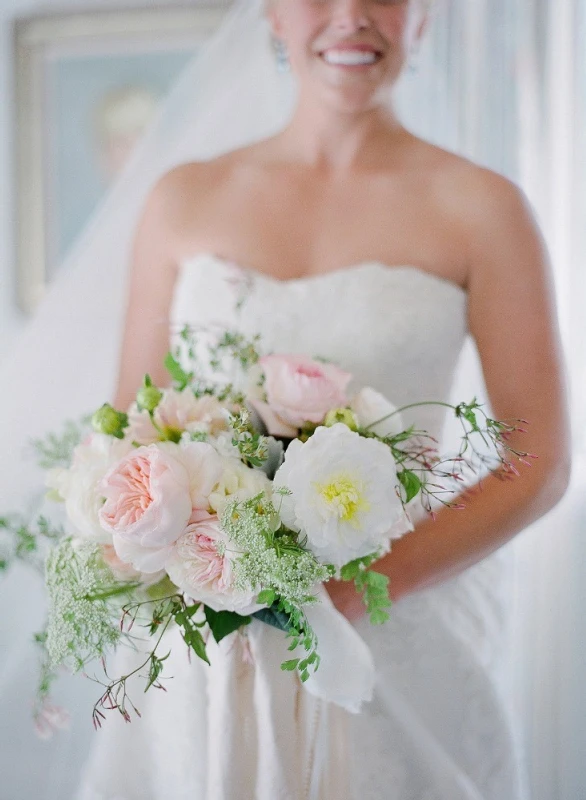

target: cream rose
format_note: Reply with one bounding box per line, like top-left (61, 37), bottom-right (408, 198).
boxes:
top-left (208, 457), bottom-right (272, 517)
top-left (350, 387), bottom-right (404, 439)
top-left (45, 433), bottom-right (133, 543)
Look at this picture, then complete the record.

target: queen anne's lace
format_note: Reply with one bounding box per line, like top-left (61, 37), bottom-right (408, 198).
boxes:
top-left (46, 539), bottom-right (123, 671)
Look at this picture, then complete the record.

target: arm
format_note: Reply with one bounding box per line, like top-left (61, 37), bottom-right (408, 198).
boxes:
top-left (112, 170), bottom-right (185, 410)
top-left (329, 172), bottom-right (571, 617)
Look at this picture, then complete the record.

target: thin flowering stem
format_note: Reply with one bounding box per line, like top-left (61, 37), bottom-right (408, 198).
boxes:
top-left (89, 611), bottom-right (176, 725)
top-left (363, 400), bottom-right (456, 431)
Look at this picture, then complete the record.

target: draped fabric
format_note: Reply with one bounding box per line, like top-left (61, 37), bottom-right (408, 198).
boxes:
top-left (511, 2), bottom-right (586, 798)
top-left (433, 3), bottom-right (586, 797)
top-left (0, 1), bottom-right (583, 797)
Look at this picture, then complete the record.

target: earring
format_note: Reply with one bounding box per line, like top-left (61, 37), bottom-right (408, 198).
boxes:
top-left (271, 35), bottom-right (290, 73)
top-left (407, 47), bottom-right (419, 75)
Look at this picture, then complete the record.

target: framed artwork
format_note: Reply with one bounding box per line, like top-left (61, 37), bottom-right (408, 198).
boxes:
top-left (14, 4), bottom-right (229, 314)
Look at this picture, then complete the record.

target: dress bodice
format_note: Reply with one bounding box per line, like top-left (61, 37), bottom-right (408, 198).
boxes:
top-left (77, 255), bottom-right (527, 800)
top-left (171, 253), bottom-right (468, 442)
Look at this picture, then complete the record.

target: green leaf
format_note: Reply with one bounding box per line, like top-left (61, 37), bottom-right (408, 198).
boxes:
top-left (253, 607), bottom-right (293, 632)
top-left (145, 650), bottom-right (170, 691)
top-left (163, 352), bottom-right (192, 390)
top-left (385, 426), bottom-right (416, 444)
top-left (340, 560), bottom-right (361, 581)
top-left (281, 659), bottom-right (300, 672)
top-left (146, 575), bottom-right (180, 601)
top-left (340, 553), bottom-right (379, 582)
top-left (397, 469), bottom-right (422, 502)
top-left (204, 607), bottom-right (251, 643)
top-left (182, 626), bottom-right (210, 664)
top-left (365, 571), bottom-right (389, 591)
top-left (256, 589), bottom-right (276, 606)
top-left (370, 608), bottom-right (391, 625)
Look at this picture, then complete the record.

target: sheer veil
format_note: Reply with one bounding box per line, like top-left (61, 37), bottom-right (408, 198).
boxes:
top-left (0, 0), bottom-right (466, 796)
top-left (0, 0), bottom-right (452, 513)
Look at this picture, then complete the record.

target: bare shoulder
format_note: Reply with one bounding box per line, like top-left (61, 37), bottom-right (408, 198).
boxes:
top-left (410, 138), bottom-right (545, 288)
top-left (152, 143), bottom-right (262, 201)
top-left (452, 162), bottom-right (548, 290)
top-left (414, 138), bottom-right (532, 220)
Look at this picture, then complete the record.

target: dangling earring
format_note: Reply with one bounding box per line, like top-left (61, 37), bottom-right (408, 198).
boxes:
top-left (271, 34), bottom-right (290, 73)
top-left (407, 45), bottom-right (419, 75)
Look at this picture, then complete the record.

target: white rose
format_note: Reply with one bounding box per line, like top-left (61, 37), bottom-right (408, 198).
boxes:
top-left (208, 457), bottom-right (272, 518)
top-left (45, 433), bottom-right (133, 543)
top-left (350, 387), bottom-right (404, 439)
top-left (273, 424), bottom-right (412, 568)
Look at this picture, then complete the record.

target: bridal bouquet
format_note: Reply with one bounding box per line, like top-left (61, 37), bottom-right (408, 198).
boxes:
top-left (1, 328), bottom-right (530, 733)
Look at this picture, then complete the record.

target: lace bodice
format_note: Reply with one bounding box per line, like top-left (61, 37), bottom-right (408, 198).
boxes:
top-left (170, 253), bottom-right (468, 443)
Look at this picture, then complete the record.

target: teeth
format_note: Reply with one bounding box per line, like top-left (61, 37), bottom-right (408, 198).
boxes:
top-left (322, 50), bottom-right (378, 66)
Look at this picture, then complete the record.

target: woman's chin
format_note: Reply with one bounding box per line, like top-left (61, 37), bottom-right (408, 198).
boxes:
top-left (302, 65), bottom-right (398, 114)
top-left (318, 84), bottom-right (392, 116)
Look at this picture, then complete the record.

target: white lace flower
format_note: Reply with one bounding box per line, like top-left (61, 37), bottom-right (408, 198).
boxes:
top-left (273, 424), bottom-right (412, 568)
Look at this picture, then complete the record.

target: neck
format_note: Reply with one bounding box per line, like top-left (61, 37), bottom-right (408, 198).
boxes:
top-left (278, 90), bottom-right (407, 171)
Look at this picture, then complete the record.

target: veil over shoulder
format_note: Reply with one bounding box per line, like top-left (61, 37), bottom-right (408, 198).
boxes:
top-left (0, 0), bottom-right (459, 512)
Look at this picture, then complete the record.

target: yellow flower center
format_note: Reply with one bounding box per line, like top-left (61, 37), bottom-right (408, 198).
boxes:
top-left (316, 472), bottom-right (370, 523)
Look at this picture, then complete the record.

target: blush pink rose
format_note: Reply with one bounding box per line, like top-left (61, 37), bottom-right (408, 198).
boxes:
top-left (98, 442), bottom-right (222, 573)
top-left (166, 515), bottom-right (261, 615)
top-left (249, 354), bottom-right (352, 437)
top-left (127, 390), bottom-right (230, 446)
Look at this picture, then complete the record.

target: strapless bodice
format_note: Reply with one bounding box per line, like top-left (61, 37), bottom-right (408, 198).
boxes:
top-left (170, 253), bottom-right (469, 442)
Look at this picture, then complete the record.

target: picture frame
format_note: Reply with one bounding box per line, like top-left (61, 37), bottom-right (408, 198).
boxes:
top-left (13, 4), bottom-right (229, 314)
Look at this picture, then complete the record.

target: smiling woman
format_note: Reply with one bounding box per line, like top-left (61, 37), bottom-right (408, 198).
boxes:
top-left (0, 0), bottom-right (569, 798)
top-left (264, 0), bottom-right (430, 111)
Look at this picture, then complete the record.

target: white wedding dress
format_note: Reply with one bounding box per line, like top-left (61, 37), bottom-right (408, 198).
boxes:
top-left (75, 253), bottom-right (529, 800)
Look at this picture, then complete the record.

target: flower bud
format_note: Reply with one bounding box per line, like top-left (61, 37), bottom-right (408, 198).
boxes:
top-left (136, 384), bottom-right (163, 413)
top-left (92, 403), bottom-right (128, 439)
top-left (324, 407), bottom-right (359, 431)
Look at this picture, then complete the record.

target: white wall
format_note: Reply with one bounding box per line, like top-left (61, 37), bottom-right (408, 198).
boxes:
top-left (0, 0), bottom-right (225, 360)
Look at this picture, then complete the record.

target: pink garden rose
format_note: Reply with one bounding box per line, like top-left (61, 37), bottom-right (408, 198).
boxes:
top-left (166, 514), bottom-right (261, 614)
top-left (98, 442), bottom-right (222, 573)
top-left (127, 389), bottom-right (229, 446)
top-left (249, 354), bottom-right (352, 437)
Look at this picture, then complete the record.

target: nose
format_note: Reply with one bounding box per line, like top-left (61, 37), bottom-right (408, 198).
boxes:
top-left (332, 0), bottom-right (371, 31)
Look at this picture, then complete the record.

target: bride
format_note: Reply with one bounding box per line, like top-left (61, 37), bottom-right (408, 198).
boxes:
top-left (1, 0), bottom-right (570, 798)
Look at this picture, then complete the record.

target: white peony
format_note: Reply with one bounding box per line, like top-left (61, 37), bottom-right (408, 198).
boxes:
top-left (350, 387), bottom-right (404, 439)
top-left (273, 424), bottom-right (413, 568)
top-left (45, 433), bottom-right (133, 543)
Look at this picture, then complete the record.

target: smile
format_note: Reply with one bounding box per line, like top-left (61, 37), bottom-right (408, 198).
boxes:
top-left (320, 49), bottom-right (382, 67)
